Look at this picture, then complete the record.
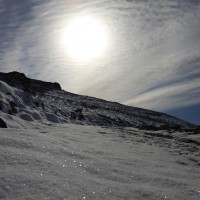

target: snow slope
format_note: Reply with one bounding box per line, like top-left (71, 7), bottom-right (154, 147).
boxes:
top-left (0, 124), bottom-right (199, 200)
top-left (0, 72), bottom-right (198, 131)
top-left (0, 72), bottom-right (200, 200)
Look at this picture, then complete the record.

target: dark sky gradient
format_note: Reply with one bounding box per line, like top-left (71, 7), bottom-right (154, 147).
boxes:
top-left (0, 0), bottom-right (199, 125)
top-left (165, 105), bottom-right (200, 125)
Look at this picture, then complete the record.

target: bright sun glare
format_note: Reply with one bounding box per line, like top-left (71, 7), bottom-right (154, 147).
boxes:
top-left (64, 16), bottom-right (108, 62)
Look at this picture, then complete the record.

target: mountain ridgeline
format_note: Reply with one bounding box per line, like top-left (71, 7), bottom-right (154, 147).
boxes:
top-left (0, 71), bottom-right (61, 93)
top-left (0, 71), bottom-right (198, 132)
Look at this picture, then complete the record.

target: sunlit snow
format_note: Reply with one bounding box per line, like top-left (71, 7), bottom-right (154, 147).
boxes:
top-left (0, 77), bottom-right (199, 200)
top-left (0, 125), bottom-right (199, 200)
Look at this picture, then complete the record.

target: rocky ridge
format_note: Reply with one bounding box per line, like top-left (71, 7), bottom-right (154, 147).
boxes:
top-left (0, 71), bottom-right (199, 133)
top-left (0, 71), bottom-right (61, 93)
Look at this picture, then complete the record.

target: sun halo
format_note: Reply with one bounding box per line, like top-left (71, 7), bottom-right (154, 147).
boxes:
top-left (64, 16), bottom-right (108, 62)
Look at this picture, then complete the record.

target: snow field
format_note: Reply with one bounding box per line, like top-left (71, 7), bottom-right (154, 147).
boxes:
top-left (0, 124), bottom-right (199, 200)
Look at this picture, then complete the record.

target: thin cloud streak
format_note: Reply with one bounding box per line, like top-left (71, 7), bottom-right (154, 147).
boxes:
top-left (0, 0), bottom-right (199, 123)
top-left (124, 78), bottom-right (200, 110)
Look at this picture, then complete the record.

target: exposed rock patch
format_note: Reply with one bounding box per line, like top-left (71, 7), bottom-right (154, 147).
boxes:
top-left (0, 118), bottom-right (7, 128)
top-left (0, 71), bottom-right (61, 93)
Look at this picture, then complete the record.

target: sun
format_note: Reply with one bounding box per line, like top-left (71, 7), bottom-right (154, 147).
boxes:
top-left (64, 16), bottom-right (108, 62)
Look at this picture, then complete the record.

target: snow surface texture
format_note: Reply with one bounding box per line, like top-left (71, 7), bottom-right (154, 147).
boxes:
top-left (0, 74), bottom-right (200, 199)
top-left (0, 125), bottom-right (200, 200)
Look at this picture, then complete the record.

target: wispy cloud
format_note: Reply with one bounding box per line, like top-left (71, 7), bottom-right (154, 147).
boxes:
top-left (124, 78), bottom-right (200, 110)
top-left (0, 0), bottom-right (199, 118)
top-left (81, 0), bottom-right (200, 112)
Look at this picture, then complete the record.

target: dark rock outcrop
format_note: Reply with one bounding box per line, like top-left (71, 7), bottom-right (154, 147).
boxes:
top-left (0, 118), bottom-right (7, 128)
top-left (70, 108), bottom-right (85, 120)
top-left (0, 71), bottom-right (61, 93)
top-left (9, 101), bottom-right (18, 114)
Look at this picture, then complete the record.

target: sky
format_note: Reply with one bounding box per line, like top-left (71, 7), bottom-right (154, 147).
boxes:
top-left (0, 0), bottom-right (199, 125)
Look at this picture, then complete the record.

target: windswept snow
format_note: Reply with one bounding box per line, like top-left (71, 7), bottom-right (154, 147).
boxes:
top-left (0, 125), bottom-right (199, 200)
top-left (0, 74), bottom-right (200, 200)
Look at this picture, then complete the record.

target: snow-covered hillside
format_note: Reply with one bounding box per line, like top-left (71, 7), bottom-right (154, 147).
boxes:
top-left (0, 72), bottom-right (198, 131)
top-left (0, 72), bottom-right (200, 200)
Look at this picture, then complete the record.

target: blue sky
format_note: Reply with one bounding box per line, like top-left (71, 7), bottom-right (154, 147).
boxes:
top-left (0, 0), bottom-right (199, 125)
